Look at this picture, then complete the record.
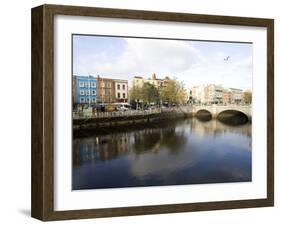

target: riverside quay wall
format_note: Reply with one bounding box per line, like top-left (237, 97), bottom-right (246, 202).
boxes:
top-left (73, 105), bottom-right (251, 135)
top-left (73, 109), bottom-right (188, 134)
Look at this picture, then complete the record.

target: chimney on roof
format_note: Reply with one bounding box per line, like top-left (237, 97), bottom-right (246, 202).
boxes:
top-left (152, 73), bottom-right (156, 80)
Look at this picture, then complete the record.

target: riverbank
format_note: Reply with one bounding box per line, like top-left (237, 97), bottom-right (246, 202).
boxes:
top-left (73, 111), bottom-right (189, 137)
top-left (73, 106), bottom-right (252, 137)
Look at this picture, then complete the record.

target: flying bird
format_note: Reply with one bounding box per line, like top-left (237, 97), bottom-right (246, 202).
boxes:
top-left (224, 56), bottom-right (230, 61)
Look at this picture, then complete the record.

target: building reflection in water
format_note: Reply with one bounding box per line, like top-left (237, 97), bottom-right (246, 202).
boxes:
top-left (189, 117), bottom-right (252, 139)
top-left (72, 118), bottom-right (252, 190)
top-left (73, 125), bottom-right (187, 166)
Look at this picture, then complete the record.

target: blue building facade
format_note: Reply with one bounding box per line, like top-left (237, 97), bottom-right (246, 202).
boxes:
top-left (74, 75), bottom-right (98, 105)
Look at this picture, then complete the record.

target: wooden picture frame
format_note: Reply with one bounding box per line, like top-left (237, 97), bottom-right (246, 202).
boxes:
top-left (31, 4), bottom-right (274, 221)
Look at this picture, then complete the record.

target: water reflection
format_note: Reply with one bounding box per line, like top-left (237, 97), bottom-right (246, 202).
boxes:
top-left (72, 118), bottom-right (252, 190)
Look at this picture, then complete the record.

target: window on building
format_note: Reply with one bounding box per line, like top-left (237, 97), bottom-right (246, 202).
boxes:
top-left (80, 90), bottom-right (85, 95)
top-left (86, 98), bottom-right (90, 103)
top-left (92, 90), bottom-right (96, 95)
top-left (92, 97), bottom-right (96, 103)
top-left (117, 84), bottom-right (120, 90)
top-left (123, 93), bottom-right (126, 98)
top-left (79, 81), bottom-right (84, 87)
top-left (101, 82), bottom-right (105, 87)
top-left (102, 90), bottom-right (105, 95)
top-left (86, 90), bottom-right (90, 96)
top-left (80, 97), bottom-right (85, 103)
top-left (108, 83), bottom-right (111, 88)
top-left (117, 93), bottom-right (120, 98)
top-left (86, 82), bottom-right (90, 87)
top-left (108, 90), bottom-right (111, 94)
top-left (122, 84), bottom-right (125, 90)
top-left (91, 82), bottom-right (96, 88)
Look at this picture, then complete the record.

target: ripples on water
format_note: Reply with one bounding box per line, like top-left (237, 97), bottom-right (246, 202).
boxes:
top-left (72, 117), bottom-right (252, 190)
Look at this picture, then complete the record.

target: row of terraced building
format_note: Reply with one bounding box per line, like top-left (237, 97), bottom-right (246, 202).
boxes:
top-left (72, 75), bottom-right (128, 105)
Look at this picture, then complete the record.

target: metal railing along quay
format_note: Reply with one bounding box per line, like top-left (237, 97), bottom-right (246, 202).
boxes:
top-left (73, 108), bottom-right (183, 120)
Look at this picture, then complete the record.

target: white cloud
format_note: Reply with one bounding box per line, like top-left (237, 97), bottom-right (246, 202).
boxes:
top-left (74, 38), bottom-right (252, 90)
top-left (182, 52), bottom-right (252, 90)
top-left (92, 38), bottom-right (201, 81)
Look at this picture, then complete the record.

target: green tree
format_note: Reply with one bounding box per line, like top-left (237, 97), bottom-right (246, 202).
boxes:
top-left (141, 82), bottom-right (159, 104)
top-left (129, 85), bottom-right (142, 101)
top-left (243, 91), bottom-right (252, 104)
top-left (160, 80), bottom-right (187, 105)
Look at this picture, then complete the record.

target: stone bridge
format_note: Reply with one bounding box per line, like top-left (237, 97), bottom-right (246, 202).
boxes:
top-left (181, 105), bottom-right (252, 120)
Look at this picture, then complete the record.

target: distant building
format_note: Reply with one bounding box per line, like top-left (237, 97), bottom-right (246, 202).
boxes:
top-left (73, 75), bottom-right (129, 105)
top-left (72, 76), bottom-right (77, 104)
top-left (73, 75), bottom-right (98, 104)
top-left (132, 76), bottom-right (145, 88)
top-left (133, 73), bottom-right (170, 89)
top-left (97, 76), bottom-right (116, 104)
top-left (188, 84), bottom-right (246, 105)
top-left (222, 88), bottom-right (232, 104)
top-left (115, 79), bottom-right (128, 103)
top-left (190, 85), bottom-right (206, 104)
top-left (204, 84), bottom-right (223, 104)
top-left (229, 88), bottom-right (243, 104)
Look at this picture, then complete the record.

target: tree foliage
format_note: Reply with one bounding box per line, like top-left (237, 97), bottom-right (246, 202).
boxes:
top-left (129, 79), bottom-right (187, 106)
top-left (243, 91), bottom-right (252, 104)
top-left (129, 83), bottom-right (159, 103)
top-left (141, 82), bottom-right (159, 104)
top-left (160, 80), bottom-right (187, 105)
top-left (129, 85), bottom-right (142, 101)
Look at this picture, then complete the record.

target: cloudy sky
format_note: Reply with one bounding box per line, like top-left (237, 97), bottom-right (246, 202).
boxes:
top-left (73, 35), bottom-right (252, 90)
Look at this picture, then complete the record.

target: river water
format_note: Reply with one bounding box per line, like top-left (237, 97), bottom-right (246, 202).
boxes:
top-left (72, 117), bottom-right (252, 190)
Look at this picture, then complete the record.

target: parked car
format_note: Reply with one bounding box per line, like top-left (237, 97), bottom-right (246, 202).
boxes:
top-left (149, 106), bottom-right (157, 110)
top-left (117, 106), bottom-right (129, 111)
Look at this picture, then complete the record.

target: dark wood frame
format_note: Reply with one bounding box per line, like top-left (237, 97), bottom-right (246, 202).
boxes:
top-left (31, 4), bottom-right (274, 221)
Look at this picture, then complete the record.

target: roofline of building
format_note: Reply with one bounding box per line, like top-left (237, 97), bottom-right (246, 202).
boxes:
top-left (114, 79), bottom-right (128, 83)
top-left (73, 75), bottom-right (128, 82)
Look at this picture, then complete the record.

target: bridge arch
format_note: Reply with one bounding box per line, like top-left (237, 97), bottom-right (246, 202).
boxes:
top-left (217, 109), bottom-right (249, 125)
top-left (182, 105), bottom-right (251, 121)
top-left (195, 109), bottom-right (212, 121)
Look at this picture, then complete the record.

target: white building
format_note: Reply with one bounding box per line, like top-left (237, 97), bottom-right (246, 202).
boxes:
top-left (191, 85), bottom-right (206, 104)
top-left (188, 84), bottom-right (244, 105)
top-left (115, 79), bottom-right (128, 102)
top-left (229, 88), bottom-right (243, 104)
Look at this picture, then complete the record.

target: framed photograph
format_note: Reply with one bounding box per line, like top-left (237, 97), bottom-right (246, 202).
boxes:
top-left (31, 4), bottom-right (274, 221)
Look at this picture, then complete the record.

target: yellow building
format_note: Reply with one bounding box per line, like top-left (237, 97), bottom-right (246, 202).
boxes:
top-left (133, 73), bottom-right (170, 89)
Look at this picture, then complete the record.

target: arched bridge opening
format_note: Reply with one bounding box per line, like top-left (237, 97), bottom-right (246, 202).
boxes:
top-left (195, 109), bottom-right (212, 121)
top-left (217, 110), bottom-right (249, 125)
